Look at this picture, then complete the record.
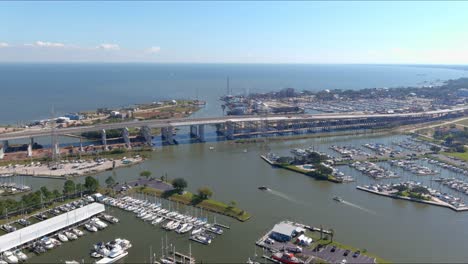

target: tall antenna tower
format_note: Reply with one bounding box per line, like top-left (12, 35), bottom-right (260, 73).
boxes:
top-left (226, 76), bottom-right (230, 95)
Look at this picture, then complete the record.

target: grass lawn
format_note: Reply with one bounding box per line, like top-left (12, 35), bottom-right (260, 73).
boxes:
top-left (283, 165), bottom-right (339, 183)
top-left (133, 187), bottom-right (251, 222)
top-left (455, 119), bottom-right (468, 126)
top-left (440, 151), bottom-right (468, 161)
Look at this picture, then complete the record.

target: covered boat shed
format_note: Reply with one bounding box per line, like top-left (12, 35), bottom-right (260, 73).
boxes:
top-left (0, 202), bottom-right (105, 252)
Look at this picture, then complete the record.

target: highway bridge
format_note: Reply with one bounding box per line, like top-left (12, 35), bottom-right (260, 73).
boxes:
top-left (0, 107), bottom-right (466, 158)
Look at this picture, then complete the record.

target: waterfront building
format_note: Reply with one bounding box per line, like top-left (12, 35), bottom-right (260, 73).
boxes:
top-left (269, 222), bottom-right (297, 242)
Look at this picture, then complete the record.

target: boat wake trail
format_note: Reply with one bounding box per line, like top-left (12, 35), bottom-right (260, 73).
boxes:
top-left (266, 189), bottom-right (308, 206)
top-left (341, 200), bottom-right (377, 215)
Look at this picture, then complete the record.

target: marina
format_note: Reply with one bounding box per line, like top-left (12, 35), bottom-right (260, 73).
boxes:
top-left (350, 161), bottom-right (399, 179)
top-left (0, 200), bottom-right (124, 262)
top-left (357, 182), bottom-right (468, 212)
top-left (102, 195), bottom-right (228, 245)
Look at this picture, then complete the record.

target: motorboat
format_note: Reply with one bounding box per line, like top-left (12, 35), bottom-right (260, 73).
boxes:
top-left (85, 223), bottom-right (98, 232)
top-left (191, 227), bottom-right (204, 236)
top-left (163, 221), bottom-right (174, 230)
top-left (65, 231), bottom-right (78, 240)
top-left (258, 186), bottom-right (269, 191)
top-left (333, 196), bottom-right (344, 202)
top-left (41, 238), bottom-right (55, 250)
top-left (175, 223), bottom-right (188, 233)
top-left (95, 251), bottom-right (128, 264)
top-left (50, 238), bottom-right (61, 247)
top-left (152, 217), bottom-right (165, 225)
top-left (58, 233), bottom-right (69, 242)
top-left (72, 228), bottom-right (84, 236)
top-left (91, 218), bottom-right (108, 229)
top-left (33, 245), bottom-right (46, 254)
top-left (207, 226), bottom-right (223, 235)
top-left (13, 250), bottom-right (27, 262)
top-left (17, 219), bottom-right (31, 226)
top-left (2, 251), bottom-right (19, 264)
top-left (189, 234), bottom-right (211, 245)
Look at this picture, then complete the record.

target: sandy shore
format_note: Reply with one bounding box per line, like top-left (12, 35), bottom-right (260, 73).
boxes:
top-left (0, 157), bottom-right (143, 178)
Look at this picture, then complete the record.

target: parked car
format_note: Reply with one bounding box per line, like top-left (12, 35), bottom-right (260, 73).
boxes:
top-left (343, 249), bottom-right (350, 256)
top-left (330, 245), bottom-right (337, 252)
top-left (286, 246), bottom-right (302, 253)
top-left (353, 250), bottom-right (361, 258)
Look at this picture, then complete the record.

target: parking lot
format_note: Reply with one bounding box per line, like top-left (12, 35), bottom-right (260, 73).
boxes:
top-left (315, 245), bottom-right (376, 264)
top-left (261, 238), bottom-right (376, 264)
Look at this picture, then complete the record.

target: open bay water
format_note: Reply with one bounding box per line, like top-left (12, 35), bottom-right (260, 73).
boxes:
top-left (0, 63), bottom-right (467, 124)
top-left (20, 133), bottom-right (468, 263)
top-left (2, 64), bottom-right (468, 263)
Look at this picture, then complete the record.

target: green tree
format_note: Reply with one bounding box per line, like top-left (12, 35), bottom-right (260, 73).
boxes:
top-left (105, 176), bottom-right (116, 188)
top-left (76, 183), bottom-right (84, 196)
top-left (84, 176), bottom-right (99, 193)
top-left (63, 180), bottom-right (76, 196)
top-left (197, 187), bottom-right (213, 200)
top-left (316, 164), bottom-right (333, 175)
top-left (140, 170), bottom-right (152, 178)
top-left (40, 186), bottom-right (52, 202)
top-left (172, 178), bottom-right (188, 194)
top-left (227, 200), bottom-right (237, 211)
top-left (430, 145), bottom-right (441, 153)
top-left (52, 189), bottom-right (62, 200)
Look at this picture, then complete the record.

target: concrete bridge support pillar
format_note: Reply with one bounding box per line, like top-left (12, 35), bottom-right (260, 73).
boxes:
top-left (215, 124), bottom-right (223, 134)
top-left (0, 140), bottom-right (8, 160)
top-left (79, 137), bottom-right (84, 152)
top-left (190, 125), bottom-right (198, 138)
top-left (53, 142), bottom-right (60, 158)
top-left (198, 124), bottom-right (205, 142)
top-left (225, 121), bottom-right (234, 140)
top-left (27, 137), bottom-right (34, 157)
top-left (122, 127), bottom-right (132, 149)
top-left (1, 140), bottom-right (8, 152)
top-left (166, 126), bottom-right (174, 144)
top-left (141, 126), bottom-right (153, 146)
top-left (161, 127), bottom-right (168, 140)
top-left (101, 129), bottom-right (108, 150)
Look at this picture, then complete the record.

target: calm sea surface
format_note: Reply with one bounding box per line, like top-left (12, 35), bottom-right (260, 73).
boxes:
top-left (0, 63), bottom-right (466, 123)
top-left (1, 64), bottom-right (468, 263)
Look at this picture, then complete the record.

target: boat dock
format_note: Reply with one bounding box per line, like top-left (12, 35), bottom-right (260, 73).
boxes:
top-left (168, 251), bottom-right (196, 264)
top-left (213, 223), bottom-right (230, 229)
top-left (357, 186), bottom-right (468, 212)
top-left (260, 155), bottom-right (277, 165)
top-left (262, 255), bottom-right (281, 263)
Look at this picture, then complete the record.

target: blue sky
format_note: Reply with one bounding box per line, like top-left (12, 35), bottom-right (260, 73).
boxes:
top-left (1, 1), bottom-right (468, 63)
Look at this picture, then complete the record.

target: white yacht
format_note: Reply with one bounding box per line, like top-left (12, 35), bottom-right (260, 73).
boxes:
top-left (72, 228), bottom-right (84, 236)
top-left (85, 223), bottom-right (98, 232)
top-left (13, 250), bottom-right (27, 262)
top-left (58, 233), bottom-right (69, 242)
top-left (2, 251), bottom-right (19, 264)
top-left (65, 231), bottom-right (78, 240)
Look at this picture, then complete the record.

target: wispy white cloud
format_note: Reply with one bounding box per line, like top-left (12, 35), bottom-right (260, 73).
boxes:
top-left (146, 46), bottom-right (161, 54)
top-left (0, 42), bottom-right (9, 48)
top-left (97, 43), bottom-right (120, 50)
top-left (31, 41), bottom-right (65, 48)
